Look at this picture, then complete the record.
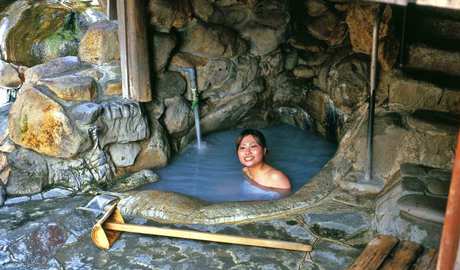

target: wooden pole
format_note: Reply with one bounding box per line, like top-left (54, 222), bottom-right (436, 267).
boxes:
top-left (91, 204), bottom-right (312, 252)
top-left (437, 132), bottom-right (460, 270)
top-left (107, 0), bottom-right (117, 20)
top-left (116, 0), bottom-right (152, 102)
top-left (103, 222), bottom-right (312, 252)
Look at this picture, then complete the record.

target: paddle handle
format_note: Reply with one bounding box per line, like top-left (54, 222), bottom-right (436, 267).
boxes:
top-left (104, 222), bottom-right (312, 252)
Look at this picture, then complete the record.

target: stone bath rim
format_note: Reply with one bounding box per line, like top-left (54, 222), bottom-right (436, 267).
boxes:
top-left (117, 159), bottom-right (337, 225)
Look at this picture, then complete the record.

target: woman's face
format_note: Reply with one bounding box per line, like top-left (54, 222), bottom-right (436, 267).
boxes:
top-left (237, 135), bottom-right (265, 168)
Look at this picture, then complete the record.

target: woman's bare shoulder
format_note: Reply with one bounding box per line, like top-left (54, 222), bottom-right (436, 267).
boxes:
top-left (267, 169), bottom-right (291, 190)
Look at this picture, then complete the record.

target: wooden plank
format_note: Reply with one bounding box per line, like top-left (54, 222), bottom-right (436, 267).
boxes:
top-left (366, 0), bottom-right (460, 9)
top-left (116, 0), bottom-right (152, 102)
top-left (438, 133), bottom-right (460, 270)
top-left (347, 235), bottom-right (399, 270)
top-left (124, 0), bottom-right (152, 102)
top-left (104, 222), bottom-right (312, 252)
top-left (116, 0), bottom-right (129, 99)
top-left (413, 249), bottom-right (438, 270)
top-left (415, 0), bottom-right (460, 10)
top-left (380, 240), bottom-right (423, 270)
top-left (107, 0), bottom-right (117, 20)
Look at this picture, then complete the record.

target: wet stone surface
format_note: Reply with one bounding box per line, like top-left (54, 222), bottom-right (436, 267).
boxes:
top-left (0, 195), bottom-right (360, 269)
top-left (375, 163), bottom-right (451, 248)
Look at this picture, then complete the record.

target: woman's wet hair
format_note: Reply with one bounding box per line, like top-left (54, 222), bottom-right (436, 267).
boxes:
top-left (235, 129), bottom-right (267, 152)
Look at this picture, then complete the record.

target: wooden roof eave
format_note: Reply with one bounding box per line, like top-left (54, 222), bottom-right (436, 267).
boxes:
top-left (365, 0), bottom-right (460, 10)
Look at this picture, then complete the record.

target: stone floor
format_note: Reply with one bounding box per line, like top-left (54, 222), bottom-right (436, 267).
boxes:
top-left (0, 194), bottom-right (363, 270)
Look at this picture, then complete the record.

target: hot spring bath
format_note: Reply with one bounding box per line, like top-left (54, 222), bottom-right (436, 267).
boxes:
top-left (139, 124), bottom-right (337, 203)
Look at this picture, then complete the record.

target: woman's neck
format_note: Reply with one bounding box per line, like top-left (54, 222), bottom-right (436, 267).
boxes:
top-left (246, 162), bottom-right (267, 177)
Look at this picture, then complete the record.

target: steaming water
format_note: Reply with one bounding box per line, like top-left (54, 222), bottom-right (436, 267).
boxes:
top-left (141, 124), bottom-right (337, 202)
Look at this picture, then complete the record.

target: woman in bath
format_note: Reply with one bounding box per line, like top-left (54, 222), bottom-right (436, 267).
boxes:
top-left (236, 129), bottom-right (291, 192)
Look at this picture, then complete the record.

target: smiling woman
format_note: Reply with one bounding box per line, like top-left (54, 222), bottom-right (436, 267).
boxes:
top-left (235, 129), bottom-right (291, 191)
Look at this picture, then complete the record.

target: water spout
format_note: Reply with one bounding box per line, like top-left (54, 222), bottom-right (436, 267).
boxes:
top-left (178, 67), bottom-right (202, 149)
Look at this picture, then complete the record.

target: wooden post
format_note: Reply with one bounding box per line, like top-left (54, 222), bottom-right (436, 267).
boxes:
top-left (116, 0), bottom-right (152, 102)
top-left (107, 0), bottom-right (117, 20)
top-left (437, 133), bottom-right (460, 270)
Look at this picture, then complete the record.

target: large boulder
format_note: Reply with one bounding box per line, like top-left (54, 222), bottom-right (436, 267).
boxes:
top-left (39, 74), bottom-right (96, 101)
top-left (151, 32), bottom-right (177, 72)
top-left (0, 60), bottom-right (21, 88)
top-left (163, 97), bottom-right (193, 136)
top-left (78, 21), bottom-right (120, 65)
top-left (9, 86), bottom-right (89, 159)
top-left (153, 71), bottom-right (187, 99)
top-left (240, 23), bottom-right (284, 56)
top-left (346, 3), bottom-right (399, 71)
top-left (118, 119), bottom-right (170, 174)
top-left (24, 56), bottom-right (82, 84)
top-left (191, 0), bottom-right (214, 22)
top-left (3, 2), bottom-right (102, 66)
top-left (326, 55), bottom-right (369, 113)
top-left (148, 0), bottom-right (193, 32)
top-left (179, 22), bottom-right (248, 58)
top-left (98, 100), bottom-right (150, 147)
top-left (307, 10), bottom-right (347, 47)
top-left (6, 148), bottom-right (48, 195)
top-left (306, 0), bottom-right (329, 17)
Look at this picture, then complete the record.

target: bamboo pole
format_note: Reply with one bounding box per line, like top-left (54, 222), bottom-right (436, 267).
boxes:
top-left (437, 132), bottom-right (460, 270)
top-left (116, 0), bottom-right (152, 102)
top-left (91, 204), bottom-right (311, 252)
top-left (103, 222), bottom-right (312, 252)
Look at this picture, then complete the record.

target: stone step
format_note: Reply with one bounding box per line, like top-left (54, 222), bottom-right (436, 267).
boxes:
top-left (407, 16), bottom-right (460, 49)
top-left (405, 110), bottom-right (460, 135)
top-left (397, 194), bottom-right (447, 224)
top-left (402, 68), bottom-right (460, 91)
top-left (405, 44), bottom-right (460, 77)
top-left (383, 71), bottom-right (460, 114)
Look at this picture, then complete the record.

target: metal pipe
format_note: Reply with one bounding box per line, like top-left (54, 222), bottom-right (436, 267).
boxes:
top-left (437, 133), bottom-right (460, 270)
top-left (399, 4), bottom-right (408, 68)
top-left (366, 4), bottom-right (384, 181)
top-left (178, 67), bottom-right (202, 149)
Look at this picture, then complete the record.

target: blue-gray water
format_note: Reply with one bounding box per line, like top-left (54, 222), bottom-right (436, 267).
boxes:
top-left (141, 125), bottom-right (337, 202)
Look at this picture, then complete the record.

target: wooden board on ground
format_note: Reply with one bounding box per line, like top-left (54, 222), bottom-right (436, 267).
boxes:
top-left (347, 235), bottom-right (439, 270)
top-left (380, 240), bottom-right (422, 270)
top-left (347, 235), bottom-right (399, 270)
top-left (413, 249), bottom-right (438, 270)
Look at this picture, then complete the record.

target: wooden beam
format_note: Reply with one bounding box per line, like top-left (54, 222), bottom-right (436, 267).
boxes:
top-left (365, 0), bottom-right (460, 9)
top-left (107, 0), bottom-right (117, 20)
top-left (347, 235), bottom-right (399, 270)
top-left (437, 133), bottom-right (460, 270)
top-left (380, 240), bottom-right (423, 270)
top-left (116, 0), bottom-right (152, 102)
top-left (413, 249), bottom-right (438, 270)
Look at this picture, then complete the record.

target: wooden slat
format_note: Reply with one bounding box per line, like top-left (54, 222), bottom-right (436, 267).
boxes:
top-left (366, 0), bottom-right (460, 10)
top-left (380, 240), bottom-right (423, 270)
top-left (438, 133), bottom-right (460, 270)
top-left (413, 249), bottom-right (438, 270)
top-left (104, 222), bottom-right (312, 252)
top-left (116, 0), bottom-right (128, 99)
top-left (107, 0), bottom-right (117, 20)
top-left (125, 0), bottom-right (152, 102)
top-left (347, 235), bottom-right (399, 270)
top-left (116, 0), bottom-right (152, 102)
